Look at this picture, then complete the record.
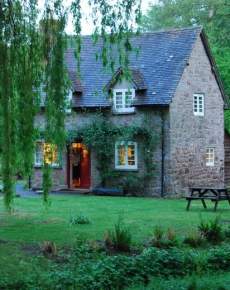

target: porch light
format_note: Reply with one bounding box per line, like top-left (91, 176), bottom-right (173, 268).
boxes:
top-left (72, 143), bottom-right (82, 149)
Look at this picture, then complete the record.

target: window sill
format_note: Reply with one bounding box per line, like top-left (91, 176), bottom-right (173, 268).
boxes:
top-left (112, 110), bottom-right (136, 115)
top-left (115, 168), bottom-right (138, 172)
top-left (34, 165), bottom-right (63, 169)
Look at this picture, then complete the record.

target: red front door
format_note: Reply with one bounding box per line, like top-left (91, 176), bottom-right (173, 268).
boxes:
top-left (69, 143), bottom-right (91, 188)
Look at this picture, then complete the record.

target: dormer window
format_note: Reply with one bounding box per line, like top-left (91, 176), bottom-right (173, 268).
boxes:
top-left (113, 89), bottom-right (135, 113)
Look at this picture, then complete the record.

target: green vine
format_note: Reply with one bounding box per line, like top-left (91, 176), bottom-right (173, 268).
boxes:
top-left (67, 113), bottom-right (158, 194)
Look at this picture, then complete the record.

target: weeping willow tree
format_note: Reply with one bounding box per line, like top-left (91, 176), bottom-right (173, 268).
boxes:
top-left (0, 0), bottom-right (42, 210)
top-left (0, 0), bottom-right (141, 211)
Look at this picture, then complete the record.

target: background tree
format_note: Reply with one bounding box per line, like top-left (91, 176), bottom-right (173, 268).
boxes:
top-left (141, 0), bottom-right (230, 99)
top-left (0, 0), bottom-right (141, 211)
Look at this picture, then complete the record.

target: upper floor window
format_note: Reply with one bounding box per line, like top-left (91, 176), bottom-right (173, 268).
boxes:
top-left (115, 141), bottom-right (138, 170)
top-left (35, 142), bottom-right (61, 167)
top-left (193, 93), bottom-right (204, 116)
top-left (113, 89), bottom-right (135, 113)
top-left (206, 147), bottom-right (215, 166)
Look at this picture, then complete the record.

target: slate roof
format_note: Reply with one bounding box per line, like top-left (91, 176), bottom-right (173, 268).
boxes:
top-left (106, 67), bottom-right (147, 91)
top-left (65, 27), bottom-right (202, 108)
top-left (68, 71), bottom-right (83, 93)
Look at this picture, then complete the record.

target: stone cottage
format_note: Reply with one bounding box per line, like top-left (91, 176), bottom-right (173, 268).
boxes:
top-left (33, 27), bottom-right (226, 196)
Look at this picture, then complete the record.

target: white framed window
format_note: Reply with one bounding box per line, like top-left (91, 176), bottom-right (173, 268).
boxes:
top-left (193, 93), bottom-right (204, 116)
top-left (34, 142), bottom-right (61, 167)
top-left (35, 142), bottom-right (43, 166)
top-left (115, 141), bottom-right (138, 170)
top-left (206, 147), bottom-right (215, 166)
top-left (113, 89), bottom-right (135, 113)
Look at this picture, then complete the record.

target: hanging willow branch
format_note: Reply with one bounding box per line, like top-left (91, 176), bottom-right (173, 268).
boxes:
top-left (17, 0), bottom-right (42, 180)
top-left (0, 0), bottom-right (42, 211)
top-left (0, 1), bottom-right (25, 211)
top-left (0, 0), bottom-right (141, 210)
top-left (41, 0), bottom-right (69, 203)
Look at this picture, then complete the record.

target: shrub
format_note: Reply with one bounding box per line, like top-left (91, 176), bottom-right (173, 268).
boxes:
top-left (166, 228), bottom-right (178, 247)
top-left (183, 231), bottom-right (205, 248)
top-left (41, 241), bottom-right (57, 257)
top-left (207, 245), bottom-right (230, 270)
top-left (69, 213), bottom-right (91, 225)
top-left (198, 217), bottom-right (224, 244)
top-left (191, 252), bottom-right (208, 275)
top-left (151, 227), bottom-right (178, 248)
top-left (120, 173), bottom-right (145, 195)
top-left (224, 226), bottom-right (230, 238)
top-left (105, 218), bottom-right (132, 252)
top-left (2, 244), bottom-right (230, 290)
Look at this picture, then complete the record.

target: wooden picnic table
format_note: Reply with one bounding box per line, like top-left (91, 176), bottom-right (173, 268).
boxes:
top-left (186, 187), bottom-right (230, 211)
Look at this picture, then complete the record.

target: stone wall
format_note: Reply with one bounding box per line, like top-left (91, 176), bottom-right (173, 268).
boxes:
top-left (33, 107), bottom-right (169, 196)
top-left (32, 35), bottom-right (224, 196)
top-left (168, 35), bottom-right (224, 195)
top-left (224, 131), bottom-right (230, 186)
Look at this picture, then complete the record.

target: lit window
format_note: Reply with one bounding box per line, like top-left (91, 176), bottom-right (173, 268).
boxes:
top-left (193, 94), bottom-right (204, 116)
top-left (113, 89), bottom-right (135, 113)
top-left (34, 142), bottom-right (60, 167)
top-left (206, 148), bottom-right (215, 166)
top-left (115, 141), bottom-right (137, 170)
top-left (43, 143), bottom-right (59, 166)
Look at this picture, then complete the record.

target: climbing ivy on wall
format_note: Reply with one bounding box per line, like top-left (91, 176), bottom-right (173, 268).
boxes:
top-left (0, 0), bottom-right (141, 211)
top-left (67, 113), bottom-right (158, 194)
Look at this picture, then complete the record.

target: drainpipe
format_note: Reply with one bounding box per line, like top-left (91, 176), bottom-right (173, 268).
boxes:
top-left (161, 111), bottom-right (165, 197)
top-left (28, 175), bottom-right (31, 190)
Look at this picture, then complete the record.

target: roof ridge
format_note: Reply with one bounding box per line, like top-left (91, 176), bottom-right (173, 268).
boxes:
top-left (140, 26), bottom-right (202, 35)
top-left (66, 26), bottom-right (202, 39)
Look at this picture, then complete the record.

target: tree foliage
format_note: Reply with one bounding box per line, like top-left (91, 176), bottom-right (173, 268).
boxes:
top-left (67, 113), bottom-right (158, 193)
top-left (141, 0), bottom-right (230, 97)
top-left (0, 0), bottom-right (141, 210)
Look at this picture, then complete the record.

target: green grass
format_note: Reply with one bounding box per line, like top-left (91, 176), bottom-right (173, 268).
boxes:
top-left (0, 194), bottom-right (230, 244)
top-left (0, 194), bottom-right (230, 286)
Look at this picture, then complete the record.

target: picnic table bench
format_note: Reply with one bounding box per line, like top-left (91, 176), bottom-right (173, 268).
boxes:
top-left (186, 187), bottom-right (230, 211)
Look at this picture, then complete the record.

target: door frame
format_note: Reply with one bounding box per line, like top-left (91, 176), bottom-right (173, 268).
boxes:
top-left (67, 142), bottom-right (91, 189)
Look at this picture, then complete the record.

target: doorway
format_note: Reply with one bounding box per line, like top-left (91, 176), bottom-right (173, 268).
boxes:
top-left (68, 142), bottom-right (91, 189)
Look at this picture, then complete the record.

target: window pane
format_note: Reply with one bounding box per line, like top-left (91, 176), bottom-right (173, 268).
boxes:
top-left (125, 91), bottom-right (133, 108)
top-left (115, 92), bottom-right (123, 109)
top-left (127, 144), bottom-right (135, 165)
top-left (193, 96), bottom-right (198, 112)
top-left (118, 145), bottom-right (126, 165)
top-left (35, 143), bottom-right (43, 165)
top-left (206, 148), bottom-right (214, 166)
top-left (43, 143), bottom-right (58, 165)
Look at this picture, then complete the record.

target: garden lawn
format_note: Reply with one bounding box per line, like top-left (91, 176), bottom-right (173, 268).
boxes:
top-left (0, 194), bottom-right (230, 244)
top-left (0, 194), bottom-right (230, 287)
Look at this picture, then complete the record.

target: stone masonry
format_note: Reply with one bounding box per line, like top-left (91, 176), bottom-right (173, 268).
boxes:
top-left (32, 30), bottom-right (225, 196)
top-left (168, 35), bottom-right (224, 194)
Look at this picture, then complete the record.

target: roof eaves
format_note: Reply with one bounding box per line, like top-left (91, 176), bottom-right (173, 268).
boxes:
top-left (200, 29), bottom-right (227, 103)
top-left (169, 26), bottom-right (201, 102)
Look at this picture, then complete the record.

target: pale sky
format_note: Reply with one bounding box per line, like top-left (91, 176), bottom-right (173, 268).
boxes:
top-left (38, 0), bottom-right (156, 35)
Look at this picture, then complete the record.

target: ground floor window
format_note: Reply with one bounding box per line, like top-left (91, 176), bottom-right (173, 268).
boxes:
top-left (115, 141), bottom-right (138, 170)
top-left (35, 142), bottom-right (60, 167)
top-left (206, 147), bottom-right (215, 166)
